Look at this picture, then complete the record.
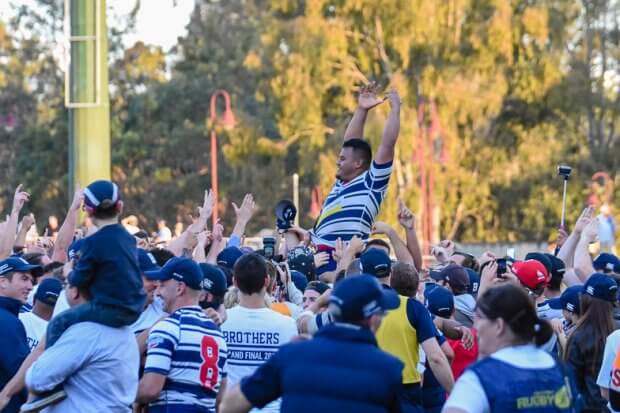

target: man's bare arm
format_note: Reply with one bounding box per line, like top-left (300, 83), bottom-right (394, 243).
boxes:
top-left (343, 82), bottom-right (386, 142)
top-left (52, 186), bottom-right (84, 262)
top-left (375, 89), bottom-right (401, 165)
top-left (0, 185), bottom-right (29, 259)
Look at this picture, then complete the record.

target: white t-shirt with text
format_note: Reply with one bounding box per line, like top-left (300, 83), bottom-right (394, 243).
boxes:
top-left (19, 311), bottom-right (48, 351)
top-left (221, 306), bottom-right (297, 413)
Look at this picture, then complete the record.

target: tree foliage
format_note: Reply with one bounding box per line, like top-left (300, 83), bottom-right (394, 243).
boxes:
top-left (2, 0), bottom-right (620, 241)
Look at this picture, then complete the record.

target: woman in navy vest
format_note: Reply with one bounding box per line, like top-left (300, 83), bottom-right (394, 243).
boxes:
top-left (443, 283), bottom-right (575, 413)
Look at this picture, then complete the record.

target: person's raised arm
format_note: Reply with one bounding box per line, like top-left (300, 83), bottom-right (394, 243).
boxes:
top-left (421, 336), bottom-right (454, 392)
top-left (52, 185), bottom-right (84, 263)
top-left (574, 218), bottom-right (598, 281)
top-left (0, 185), bottom-right (30, 259)
top-left (397, 199), bottom-right (423, 270)
top-left (14, 213), bottom-right (35, 253)
top-left (371, 221), bottom-right (413, 264)
top-left (230, 194), bottom-right (256, 240)
top-left (193, 231), bottom-right (211, 264)
top-left (558, 206), bottom-right (593, 268)
top-left (374, 89), bottom-right (401, 165)
top-left (168, 190), bottom-right (215, 256)
top-left (343, 82), bottom-right (386, 142)
top-left (206, 223), bottom-right (226, 264)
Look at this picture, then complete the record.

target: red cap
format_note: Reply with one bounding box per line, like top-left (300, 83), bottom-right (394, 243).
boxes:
top-left (512, 260), bottom-right (548, 290)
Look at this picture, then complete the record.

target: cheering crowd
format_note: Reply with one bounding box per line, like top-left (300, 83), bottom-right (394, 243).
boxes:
top-left (0, 84), bottom-right (619, 413)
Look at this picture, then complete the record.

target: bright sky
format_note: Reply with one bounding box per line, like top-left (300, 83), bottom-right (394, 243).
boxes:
top-left (0, 0), bottom-right (194, 50)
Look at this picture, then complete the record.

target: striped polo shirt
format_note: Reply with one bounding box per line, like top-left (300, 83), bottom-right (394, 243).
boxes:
top-left (144, 306), bottom-right (228, 412)
top-left (312, 160), bottom-right (393, 247)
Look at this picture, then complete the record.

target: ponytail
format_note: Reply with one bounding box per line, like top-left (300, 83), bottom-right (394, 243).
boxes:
top-left (533, 318), bottom-right (554, 347)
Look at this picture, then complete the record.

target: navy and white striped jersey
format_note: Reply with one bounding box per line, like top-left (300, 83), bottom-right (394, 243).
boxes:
top-left (144, 306), bottom-right (227, 412)
top-left (312, 160), bottom-right (393, 247)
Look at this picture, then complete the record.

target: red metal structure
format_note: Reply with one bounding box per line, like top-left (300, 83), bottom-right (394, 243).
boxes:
top-left (209, 90), bottom-right (235, 224)
top-left (415, 98), bottom-right (447, 254)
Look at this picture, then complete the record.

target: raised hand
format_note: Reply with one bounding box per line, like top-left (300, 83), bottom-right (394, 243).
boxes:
top-left (346, 236), bottom-right (365, 256)
top-left (198, 190), bottom-right (216, 223)
top-left (21, 213), bottom-right (36, 231)
top-left (581, 217), bottom-right (599, 243)
top-left (371, 221), bottom-right (392, 235)
top-left (232, 194), bottom-right (257, 223)
top-left (574, 206), bottom-right (594, 234)
top-left (357, 82), bottom-right (386, 111)
top-left (212, 221), bottom-right (224, 243)
top-left (314, 251), bottom-right (330, 269)
top-left (12, 184), bottom-right (30, 214)
top-left (397, 198), bottom-right (415, 230)
top-left (70, 184), bottom-right (85, 211)
top-left (333, 237), bottom-right (345, 263)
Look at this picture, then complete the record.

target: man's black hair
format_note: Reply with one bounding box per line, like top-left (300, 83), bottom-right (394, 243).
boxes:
top-left (233, 253), bottom-right (268, 295)
top-left (149, 248), bottom-right (175, 267)
top-left (366, 239), bottom-right (391, 255)
top-left (342, 138), bottom-right (372, 170)
top-left (92, 199), bottom-right (120, 220)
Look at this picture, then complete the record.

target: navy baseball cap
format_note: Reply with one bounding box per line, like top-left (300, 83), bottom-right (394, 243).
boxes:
top-left (287, 247), bottom-right (316, 280)
top-left (290, 270), bottom-right (308, 292)
top-left (547, 284), bottom-right (584, 314)
top-left (593, 253), bottom-right (620, 273)
top-left (525, 252), bottom-right (553, 280)
top-left (217, 247), bottom-right (244, 270)
top-left (306, 280), bottom-right (330, 295)
top-left (328, 275), bottom-right (400, 322)
top-left (137, 249), bottom-right (161, 274)
top-left (199, 263), bottom-right (228, 298)
top-left (68, 239), bottom-right (85, 261)
top-left (359, 249), bottom-right (391, 278)
top-left (83, 180), bottom-right (120, 209)
top-left (145, 257), bottom-right (203, 290)
top-left (544, 253), bottom-right (566, 282)
top-left (34, 278), bottom-right (63, 306)
top-left (0, 256), bottom-right (41, 276)
top-left (439, 264), bottom-right (470, 294)
top-left (465, 268), bottom-right (480, 295)
top-left (584, 273), bottom-right (618, 302)
top-left (424, 285), bottom-right (455, 319)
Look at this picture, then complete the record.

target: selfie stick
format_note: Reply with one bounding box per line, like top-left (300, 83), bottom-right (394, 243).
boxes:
top-left (561, 177), bottom-right (568, 229)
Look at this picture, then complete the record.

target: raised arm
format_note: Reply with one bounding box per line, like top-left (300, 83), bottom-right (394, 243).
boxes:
top-left (52, 186), bottom-right (84, 263)
top-left (397, 199), bottom-right (422, 270)
top-left (14, 214), bottom-right (36, 253)
top-left (168, 190), bottom-right (214, 256)
top-left (374, 89), bottom-right (401, 165)
top-left (558, 207), bottom-right (593, 268)
top-left (371, 221), bottom-right (413, 264)
top-left (343, 82), bottom-right (386, 142)
top-left (0, 185), bottom-right (30, 259)
top-left (574, 218), bottom-right (598, 281)
top-left (230, 194), bottom-right (256, 240)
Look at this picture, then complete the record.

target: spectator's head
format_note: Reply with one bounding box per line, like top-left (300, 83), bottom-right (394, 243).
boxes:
top-left (199, 263), bottom-right (228, 309)
top-left (328, 275), bottom-right (399, 332)
top-left (567, 273), bottom-right (617, 364)
top-left (233, 253), bottom-right (269, 296)
top-left (290, 270), bottom-right (308, 292)
top-left (47, 215), bottom-right (59, 230)
top-left (524, 252), bottom-right (553, 285)
top-left (450, 251), bottom-right (479, 272)
top-left (424, 284), bottom-right (455, 319)
top-left (464, 268), bottom-right (480, 296)
top-left (359, 248), bottom-right (391, 283)
top-left (0, 256), bottom-right (37, 303)
top-left (157, 219), bottom-right (167, 229)
top-left (22, 252), bottom-right (50, 279)
top-left (544, 253), bottom-right (566, 292)
top-left (138, 249), bottom-right (161, 305)
top-left (475, 283), bottom-right (553, 357)
top-left (302, 280), bottom-right (330, 310)
top-left (512, 260), bottom-right (548, 297)
top-left (147, 257), bottom-right (204, 313)
top-left (148, 248), bottom-right (175, 267)
top-left (390, 262), bottom-right (419, 297)
top-left (547, 284), bottom-right (583, 324)
top-left (66, 283), bottom-right (90, 308)
top-left (438, 264), bottom-right (470, 296)
top-left (287, 247), bottom-right (316, 281)
top-left (365, 239), bottom-right (391, 256)
top-left (593, 253), bottom-right (620, 275)
top-left (217, 247), bottom-right (244, 270)
top-left (83, 180), bottom-right (123, 221)
top-left (337, 138), bottom-right (372, 181)
top-left (33, 277), bottom-right (62, 314)
top-left (345, 258), bottom-right (362, 277)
